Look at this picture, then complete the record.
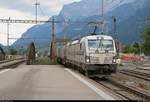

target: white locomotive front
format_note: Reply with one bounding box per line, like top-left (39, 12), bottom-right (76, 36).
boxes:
top-left (57, 35), bottom-right (118, 77)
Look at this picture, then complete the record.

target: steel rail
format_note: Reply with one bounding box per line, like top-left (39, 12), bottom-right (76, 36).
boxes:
top-left (0, 58), bottom-right (25, 69)
top-left (108, 78), bottom-right (150, 101)
top-left (94, 79), bottom-right (131, 100)
top-left (0, 57), bottom-right (25, 64)
top-left (1, 59), bottom-right (25, 69)
top-left (136, 68), bottom-right (150, 72)
top-left (93, 76), bottom-right (150, 101)
top-left (120, 69), bottom-right (150, 81)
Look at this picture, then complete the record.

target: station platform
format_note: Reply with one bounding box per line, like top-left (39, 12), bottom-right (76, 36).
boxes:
top-left (0, 65), bottom-right (121, 100)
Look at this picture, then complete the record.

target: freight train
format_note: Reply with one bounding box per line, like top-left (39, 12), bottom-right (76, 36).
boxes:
top-left (57, 34), bottom-right (119, 77)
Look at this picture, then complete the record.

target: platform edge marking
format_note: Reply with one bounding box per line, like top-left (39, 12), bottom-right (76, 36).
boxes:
top-left (65, 68), bottom-right (115, 100)
top-left (0, 69), bottom-right (11, 75)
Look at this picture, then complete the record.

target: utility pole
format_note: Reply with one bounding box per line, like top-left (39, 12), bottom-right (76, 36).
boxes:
top-left (101, 0), bottom-right (104, 34)
top-left (112, 16), bottom-right (117, 40)
top-left (112, 16), bottom-right (119, 57)
top-left (7, 17), bottom-right (10, 47)
top-left (101, 0), bottom-right (104, 17)
top-left (50, 16), bottom-right (57, 63)
top-left (63, 19), bottom-right (69, 45)
top-left (34, 0), bottom-right (40, 24)
top-left (139, 40), bottom-right (143, 56)
top-left (7, 17), bottom-right (11, 54)
top-left (0, 18), bottom-right (51, 55)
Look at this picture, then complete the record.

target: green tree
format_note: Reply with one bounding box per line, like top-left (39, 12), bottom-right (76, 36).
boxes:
top-left (142, 26), bottom-right (150, 55)
top-left (9, 48), bottom-right (18, 55)
top-left (123, 44), bottom-right (140, 54)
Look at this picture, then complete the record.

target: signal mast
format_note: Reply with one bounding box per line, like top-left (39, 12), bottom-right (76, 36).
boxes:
top-left (101, 0), bottom-right (104, 34)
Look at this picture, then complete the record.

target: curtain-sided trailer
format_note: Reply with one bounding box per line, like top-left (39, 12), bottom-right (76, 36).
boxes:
top-left (57, 35), bottom-right (119, 77)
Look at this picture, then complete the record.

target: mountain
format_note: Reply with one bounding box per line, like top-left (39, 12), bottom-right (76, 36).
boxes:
top-left (0, 44), bottom-right (5, 54)
top-left (12, 16), bottom-right (64, 49)
top-left (117, 3), bottom-right (150, 44)
top-left (12, 0), bottom-right (150, 52)
top-left (58, 0), bottom-right (150, 42)
top-left (0, 44), bottom-right (3, 48)
top-left (59, 0), bottom-right (137, 21)
top-left (59, 0), bottom-right (101, 21)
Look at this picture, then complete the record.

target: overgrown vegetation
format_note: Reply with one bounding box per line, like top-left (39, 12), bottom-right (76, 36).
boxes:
top-left (9, 48), bottom-right (18, 55)
top-left (32, 57), bottom-right (58, 65)
top-left (123, 42), bottom-right (142, 54)
top-left (123, 18), bottom-right (150, 56)
top-left (142, 26), bottom-right (150, 56)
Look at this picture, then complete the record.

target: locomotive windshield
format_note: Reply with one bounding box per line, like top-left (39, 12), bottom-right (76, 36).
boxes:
top-left (88, 39), bottom-right (114, 51)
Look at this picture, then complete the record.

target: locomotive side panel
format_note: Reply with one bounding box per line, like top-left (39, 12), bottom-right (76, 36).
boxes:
top-left (65, 39), bottom-right (86, 67)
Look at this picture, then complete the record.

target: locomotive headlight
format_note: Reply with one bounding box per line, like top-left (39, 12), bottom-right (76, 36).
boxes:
top-left (86, 58), bottom-right (90, 63)
top-left (112, 58), bottom-right (116, 63)
top-left (112, 56), bottom-right (117, 63)
top-left (85, 56), bottom-right (90, 63)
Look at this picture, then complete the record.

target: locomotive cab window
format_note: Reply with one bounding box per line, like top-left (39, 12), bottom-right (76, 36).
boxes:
top-left (88, 40), bottom-right (98, 49)
top-left (101, 40), bottom-right (114, 51)
top-left (88, 39), bottom-right (114, 51)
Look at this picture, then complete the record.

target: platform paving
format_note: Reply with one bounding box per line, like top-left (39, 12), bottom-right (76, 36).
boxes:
top-left (0, 65), bottom-right (118, 100)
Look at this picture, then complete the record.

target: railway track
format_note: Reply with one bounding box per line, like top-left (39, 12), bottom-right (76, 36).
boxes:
top-left (0, 58), bottom-right (25, 69)
top-left (109, 78), bottom-right (150, 101)
top-left (119, 69), bottom-right (150, 81)
top-left (0, 59), bottom-right (15, 64)
top-left (94, 78), bottom-right (135, 100)
top-left (94, 77), bottom-right (149, 101)
top-left (0, 57), bottom-right (25, 64)
top-left (136, 67), bottom-right (150, 72)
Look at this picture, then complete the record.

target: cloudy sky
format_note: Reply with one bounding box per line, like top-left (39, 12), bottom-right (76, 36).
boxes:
top-left (0, 0), bottom-right (80, 46)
